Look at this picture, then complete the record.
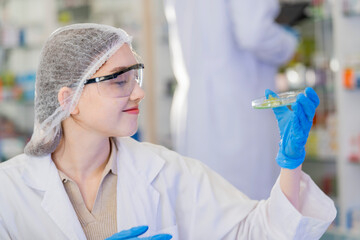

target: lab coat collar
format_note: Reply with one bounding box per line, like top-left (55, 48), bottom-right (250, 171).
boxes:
top-left (115, 137), bottom-right (165, 233)
top-left (22, 137), bottom-right (165, 192)
top-left (115, 137), bottom-right (165, 185)
top-left (21, 154), bottom-right (53, 191)
top-left (22, 154), bottom-right (86, 240)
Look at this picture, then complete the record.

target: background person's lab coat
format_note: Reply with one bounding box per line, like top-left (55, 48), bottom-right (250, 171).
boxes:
top-left (165, 0), bottom-right (297, 199)
top-left (0, 137), bottom-right (336, 239)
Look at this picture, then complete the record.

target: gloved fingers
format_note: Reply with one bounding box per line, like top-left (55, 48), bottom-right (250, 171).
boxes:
top-left (296, 93), bottom-right (316, 122)
top-left (265, 89), bottom-right (278, 99)
top-left (106, 226), bottom-right (149, 239)
top-left (141, 234), bottom-right (173, 240)
top-left (292, 101), bottom-right (311, 134)
top-left (265, 89), bottom-right (288, 115)
top-left (305, 87), bottom-right (320, 108)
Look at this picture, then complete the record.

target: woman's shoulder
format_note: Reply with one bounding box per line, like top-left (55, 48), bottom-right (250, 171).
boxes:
top-left (117, 137), bottom-right (211, 175)
top-left (0, 154), bottom-right (29, 171)
top-left (0, 154), bottom-right (30, 189)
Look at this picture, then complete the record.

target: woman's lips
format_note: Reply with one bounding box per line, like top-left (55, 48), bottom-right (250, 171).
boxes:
top-left (123, 107), bottom-right (139, 114)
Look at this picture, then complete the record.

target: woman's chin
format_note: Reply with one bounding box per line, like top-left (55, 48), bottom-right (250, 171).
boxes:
top-left (110, 127), bottom-right (138, 138)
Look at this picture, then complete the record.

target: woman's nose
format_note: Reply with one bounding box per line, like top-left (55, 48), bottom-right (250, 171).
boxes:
top-left (129, 83), bottom-right (145, 102)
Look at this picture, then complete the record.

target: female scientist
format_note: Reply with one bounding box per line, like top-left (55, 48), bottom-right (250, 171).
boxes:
top-left (0, 23), bottom-right (335, 239)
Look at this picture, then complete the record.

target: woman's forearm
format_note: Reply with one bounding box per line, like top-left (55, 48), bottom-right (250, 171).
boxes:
top-left (279, 165), bottom-right (302, 210)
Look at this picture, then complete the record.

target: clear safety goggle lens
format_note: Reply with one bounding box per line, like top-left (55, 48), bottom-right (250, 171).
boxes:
top-left (96, 68), bottom-right (143, 98)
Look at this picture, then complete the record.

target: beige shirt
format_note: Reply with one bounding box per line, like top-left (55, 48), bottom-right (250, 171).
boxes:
top-left (58, 140), bottom-right (118, 240)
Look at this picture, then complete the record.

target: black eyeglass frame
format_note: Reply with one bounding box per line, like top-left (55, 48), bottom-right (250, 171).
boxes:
top-left (84, 63), bottom-right (144, 85)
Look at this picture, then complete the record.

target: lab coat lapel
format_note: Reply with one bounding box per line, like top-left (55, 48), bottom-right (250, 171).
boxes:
top-left (22, 154), bottom-right (86, 240)
top-left (116, 138), bottom-right (164, 234)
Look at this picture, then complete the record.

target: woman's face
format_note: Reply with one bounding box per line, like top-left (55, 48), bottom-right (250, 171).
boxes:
top-left (73, 44), bottom-right (145, 138)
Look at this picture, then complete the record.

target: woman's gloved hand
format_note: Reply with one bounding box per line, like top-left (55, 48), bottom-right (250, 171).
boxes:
top-left (265, 87), bottom-right (319, 169)
top-left (106, 226), bottom-right (172, 240)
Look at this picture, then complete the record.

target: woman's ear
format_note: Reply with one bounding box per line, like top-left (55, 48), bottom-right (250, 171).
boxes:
top-left (57, 87), bottom-right (79, 115)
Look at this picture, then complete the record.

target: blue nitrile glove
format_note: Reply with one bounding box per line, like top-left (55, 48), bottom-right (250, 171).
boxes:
top-left (282, 25), bottom-right (300, 41)
top-left (265, 87), bottom-right (319, 169)
top-left (106, 226), bottom-right (172, 240)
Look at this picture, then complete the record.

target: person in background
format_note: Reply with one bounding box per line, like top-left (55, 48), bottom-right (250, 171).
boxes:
top-left (0, 23), bottom-right (335, 240)
top-left (165, 0), bottom-right (298, 199)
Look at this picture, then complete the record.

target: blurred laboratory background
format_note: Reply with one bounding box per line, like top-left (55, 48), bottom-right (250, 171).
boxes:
top-left (0, 0), bottom-right (360, 239)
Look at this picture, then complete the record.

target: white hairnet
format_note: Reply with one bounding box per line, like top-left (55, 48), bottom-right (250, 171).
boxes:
top-left (24, 23), bottom-right (132, 156)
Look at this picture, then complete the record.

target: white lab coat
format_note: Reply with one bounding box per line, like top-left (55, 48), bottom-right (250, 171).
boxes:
top-left (165, 0), bottom-right (298, 199)
top-left (0, 137), bottom-right (335, 239)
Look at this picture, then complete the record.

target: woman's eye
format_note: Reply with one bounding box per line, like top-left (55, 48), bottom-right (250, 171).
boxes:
top-left (114, 80), bottom-right (127, 86)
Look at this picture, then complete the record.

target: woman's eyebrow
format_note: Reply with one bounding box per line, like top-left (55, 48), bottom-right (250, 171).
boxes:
top-left (109, 66), bottom-right (127, 74)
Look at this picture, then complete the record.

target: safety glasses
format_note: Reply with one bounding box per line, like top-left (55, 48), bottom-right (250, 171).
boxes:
top-left (84, 63), bottom-right (144, 98)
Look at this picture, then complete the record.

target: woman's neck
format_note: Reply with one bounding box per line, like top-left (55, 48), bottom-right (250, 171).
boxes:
top-left (52, 120), bottom-right (111, 183)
